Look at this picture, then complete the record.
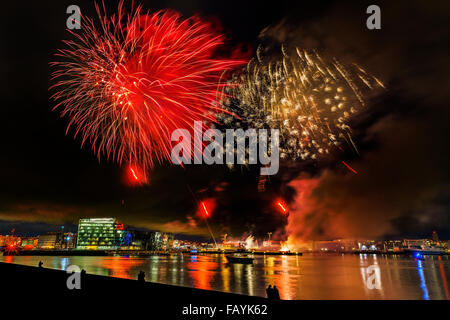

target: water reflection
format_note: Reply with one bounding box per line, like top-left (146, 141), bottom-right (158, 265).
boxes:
top-left (359, 254), bottom-right (384, 297)
top-left (187, 256), bottom-right (218, 290)
top-left (416, 260), bottom-right (430, 300)
top-left (98, 257), bottom-right (146, 279)
top-left (438, 257), bottom-right (450, 300)
top-left (1, 254), bottom-right (450, 300)
top-left (60, 257), bottom-right (69, 271)
top-left (221, 261), bottom-right (230, 292)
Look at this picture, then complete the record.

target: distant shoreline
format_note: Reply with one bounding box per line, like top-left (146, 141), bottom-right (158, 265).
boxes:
top-left (1, 249), bottom-right (304, 256)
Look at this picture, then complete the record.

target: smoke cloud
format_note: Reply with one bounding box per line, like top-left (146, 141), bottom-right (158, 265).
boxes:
top-left (267, 0), bottom-right (450, 245)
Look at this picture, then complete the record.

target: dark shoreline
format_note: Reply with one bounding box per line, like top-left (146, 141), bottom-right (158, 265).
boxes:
top-left (0, 261), bottom-right (282, 318)
top-left (0, 262), bottom-right (277, 299)
top-left (0, 261), bottom-right (265, 299)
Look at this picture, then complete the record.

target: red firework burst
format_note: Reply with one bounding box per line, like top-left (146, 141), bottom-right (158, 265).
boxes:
top-left (51, 2), bottom-right (245, 180)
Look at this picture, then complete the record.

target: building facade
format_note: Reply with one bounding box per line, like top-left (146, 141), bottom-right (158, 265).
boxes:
top-left (76, 218), bottom-right (126, 250)
top-left (60, 233), bottom-right (77, 249)
top-left (148, 232), bottom-right (174, 251)
top-left (0, 235), bottom-right (21, 247)
top-left (37, 233), bottom-right (61, 249)
top-left (20, 237), bottom-right (38, 249)
top-left (120, 230), bottom-right (174, 251)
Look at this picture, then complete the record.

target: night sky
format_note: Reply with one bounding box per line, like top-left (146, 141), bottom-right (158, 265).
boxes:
top-left (1, 0), bottom-right (449, 242)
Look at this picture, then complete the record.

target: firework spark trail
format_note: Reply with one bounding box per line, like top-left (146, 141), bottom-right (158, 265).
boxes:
top-left (50, 1), bottom-right (246, 180)
top-left (130, 167), bottom-right (139, 180)
top-left (219, 45), bottom-right (384, 163)
top-left (277, 201), bottom-right (288, 214)
top-left (201, 201), bottom-right (210, 217)
top-left (342, 160), bottom-right (358, 174)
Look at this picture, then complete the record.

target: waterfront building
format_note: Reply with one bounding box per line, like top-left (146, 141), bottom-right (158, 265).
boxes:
top-left (403, 239), bottom-right (433, 248)
top-left (119, 230), bottom-right (146, 250)
top-left (60, 232), bottom-right (77, 249)
top-left (382, 240), bottom-right (404, 252)
top-left (311, 239), bottom-right (358, 252)
top-left (357, 240), bottom-right (384, 251)
top-left (0, 235), bottom-right (21, 247)
top-left (172, 239), bottom-right (196, 250)
top-left (76, 218), bottom-right (126, 250)
top-left (19, 237), bottom-right (38, 249)
top-left (260, 240), bottom-right (282, 251)
top-left (148, 231), bottom-right (174, 251)
top-left (313, 240), bottom-right (341, 252)
top-left (334, 239), bottom-right (359, 252)
top-left (75, 218), bottom-right (174, 251)
top-left (37, 233), bottom-right (61, 249)
top-left (114, 230), bottom-right (173, 251)
top-left (222, 240), bottom-right (245, 250)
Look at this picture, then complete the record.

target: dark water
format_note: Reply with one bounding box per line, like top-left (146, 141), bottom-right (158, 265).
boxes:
top-left (2, 253), bottom-right (449, 300)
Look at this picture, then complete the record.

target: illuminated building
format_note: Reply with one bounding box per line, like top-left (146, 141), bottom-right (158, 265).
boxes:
top-left (148, 232), bottom-right (174, 251)
top-left (119, 230), bottom-right (145, 250)
top-left (19, 237), bottom-right (38, 249)
top-left (115, 230), bottom-right (173, 250)
top-left (37, 233), bottom-right (61, 249)
top-left (403, 239), bottom-right (433, 249)
top-left (76, 218), bottom-right (126, 250)
top-left (382, 240), bottom-right (404, 252)
top-left (60, 232), bottom-right (77, 249)
top-left (0, 235), bottom-right (21, 247)
top-left (222, 240), bottom-right (244, 250)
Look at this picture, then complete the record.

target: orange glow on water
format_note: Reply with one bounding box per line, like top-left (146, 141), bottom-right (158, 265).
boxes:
top-left (98, 257), bottom-right (146, 279)
top-left (187, 258), bottom-right (218, 290)
top-left (438, 257), bottom-right (450, 300)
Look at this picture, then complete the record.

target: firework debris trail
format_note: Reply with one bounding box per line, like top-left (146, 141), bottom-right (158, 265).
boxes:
top-left (50, 1), bottom-right (247, 181)
top-left (186, 183), bottom-right (218, 247)
top-left (219, 45), bottom-right (384, 169)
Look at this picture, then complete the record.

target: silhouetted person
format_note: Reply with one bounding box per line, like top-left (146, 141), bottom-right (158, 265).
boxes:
top-left (38, 261), bottom-right (43, 268)
top-left (272, 285), bottom-right (280, 301)
top-left (138, 271), bottom-right (145, 282)
top-left (81, 269), bottom-right (86, 276)
top-left (266, 285), bottom-right (274, 299)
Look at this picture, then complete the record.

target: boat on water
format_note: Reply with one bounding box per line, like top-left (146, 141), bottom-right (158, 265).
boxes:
top-left (405, 245), bottom-right (447, 255)
top-left (225, 254), bottom-right (254, 264)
